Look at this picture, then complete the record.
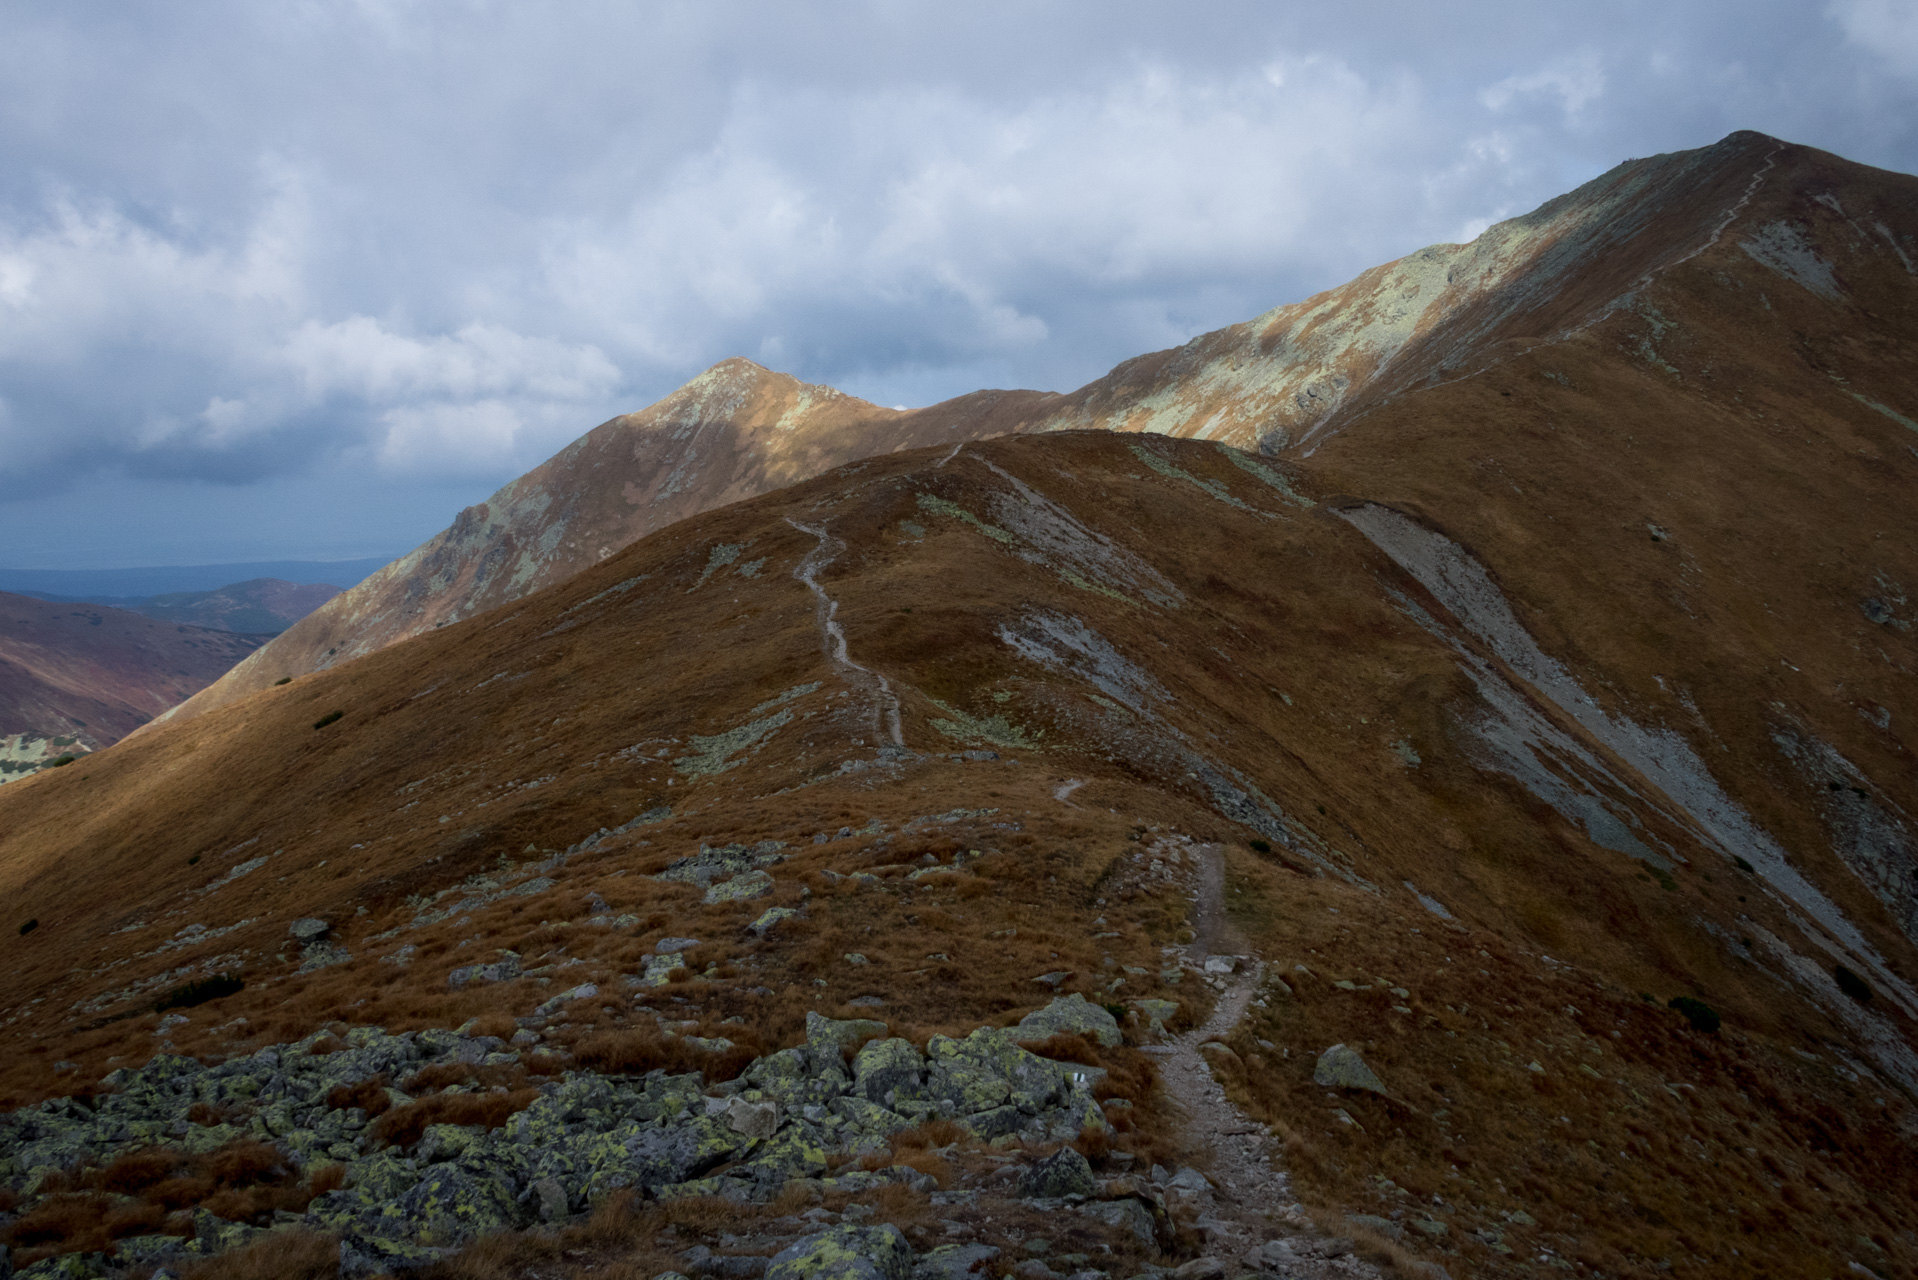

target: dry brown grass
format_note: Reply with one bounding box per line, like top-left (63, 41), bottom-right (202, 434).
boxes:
top-left (1, 1138), bottom-right (338, 1262)
top-left (370, 1088), bottom-right (540, 1150)
top-left (324, 1074), bottom-right (392, 1115)
top-left (183, 1229), bottom-right (339, 1279)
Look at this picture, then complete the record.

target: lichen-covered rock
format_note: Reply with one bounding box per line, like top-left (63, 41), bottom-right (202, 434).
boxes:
top-left (765, 1223), bottom-right (915, 1280)
top-left (1021, 1145), bottom-right (1097, 1199)
top-left (808, 1012), bottom-right (889, 1058)
top-left (448, 951), bottom-right (521, 990)
top-left (743, 1045), bottom-right (849, 1109)
top-left (1077, 1197), bottom-right (1159, 1246)
top-left (749, 907), bottom-right (798, 937)
top-left (641, 953), bottom-right (688, 986)
top-left (658, 841), bottom-right (788, 886)
top-left (728, 1096), bottom-right (780, 1138)
top-left (288, 917), bottom-right (331, 943)
top-left (1129, 998), bottom-right (1179, 1037)
top-left (830, 1095), bottom-right (914, 1139)
top-left (706, 870), bottom-right (775, 904)
top-left (1012, 994), bottom-right (1122, 1048)
top-left (913, 1243), bottom-right (1000, 1280)
top-left (851, 1037), bottom-right (927, 1105)
top-left (534, 982), bottom-right (600, 1016)
top-left (926, 1029), bottom-right (1065, 1117)
top-left (730, 1124), bottom-right (831, 1187)
top-left (1312, 1043), bottom-right (1387, 1095)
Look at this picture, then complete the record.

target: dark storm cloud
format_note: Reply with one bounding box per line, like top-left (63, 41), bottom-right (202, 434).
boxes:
top-left (0, 0), bottom-right (1913, 561)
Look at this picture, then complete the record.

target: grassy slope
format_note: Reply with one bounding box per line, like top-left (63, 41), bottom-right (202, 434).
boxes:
top-left (0, 424), bottom-right (1912, 1277)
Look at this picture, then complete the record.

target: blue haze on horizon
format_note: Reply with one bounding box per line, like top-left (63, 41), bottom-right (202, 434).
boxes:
top-left (1, 1), bottom-right (1914, 569)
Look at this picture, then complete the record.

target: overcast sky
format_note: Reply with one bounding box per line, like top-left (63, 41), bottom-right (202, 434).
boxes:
top-left (2, 1), bottom-right (1915, 569)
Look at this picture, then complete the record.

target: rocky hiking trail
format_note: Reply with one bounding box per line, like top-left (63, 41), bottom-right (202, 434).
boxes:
top-left (1147, 841), bottom-right (1401, 1280)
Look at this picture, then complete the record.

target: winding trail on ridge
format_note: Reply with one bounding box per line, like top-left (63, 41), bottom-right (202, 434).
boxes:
top-left (787, 518), bottom-right (904, 748)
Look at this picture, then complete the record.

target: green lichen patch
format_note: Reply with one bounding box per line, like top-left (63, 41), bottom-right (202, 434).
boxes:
top-left (927, 699), bottom-right (1041, 750)
top-left (915, 493), bottom-right (1015, 543)
top-left (752, 682), bottom-right (823, 715)
top-left (675, 709), bottom-right (794, 777)
top-left (692, 542), bottom-right (745, 589)
top-left (1128, 443), bottom-right (1256, 512)
top-left (1215, 443), bottom-right (1315, 508)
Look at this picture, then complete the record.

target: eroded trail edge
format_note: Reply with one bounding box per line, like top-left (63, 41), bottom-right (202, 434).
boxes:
top-left (1150, 841), bottom-right (1394, 1279)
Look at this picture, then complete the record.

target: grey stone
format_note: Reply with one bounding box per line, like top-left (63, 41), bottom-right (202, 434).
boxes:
top-left (1165, 1167), bottom-right (1210, 1195)
top-left (707, 870), bottom-right (775, 904)
top-left (1170, 1260), bottom-right (1225, 1280)
top-left (1013, 993), bottom-right (1122, 1048)
top-left (288, 918), bottom-right (331, 942)
top-left (765, 1224), bottom-right (915, 1280)
top-left (749, 908), bottom-right (798, 937)
top-left (728, 1097), bottom-right (781, 1139)
top-left (808, 1011), bottom-right (888, 1057)
top-left (534, 982), bottom-right (599, 1016)
top-left (1021, 1146), bottom-right (1097, 1199)
top-left (448, 951), bottom-right (522, 990)
top-left (533, 1175), bottom-right (569, 1224)
top-left (1312, 1044), bottom-right (1387, 1095)
top-left (853, 1037), bottom-right (926, 1104)
top-left (658, 937), bottom-right (702, 953)
top-left (659, 842), bottom-right (788, 887)
top-left (912, 1244), bottom-right (1000, 1280)
top-left (1076, 1198), bottom-right (1157, 1245)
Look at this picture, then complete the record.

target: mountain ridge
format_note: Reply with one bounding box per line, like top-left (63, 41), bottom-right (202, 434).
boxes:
top-left (154, 129), bottom-right (1896, 734)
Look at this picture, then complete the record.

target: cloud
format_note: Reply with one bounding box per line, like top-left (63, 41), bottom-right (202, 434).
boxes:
top-left (1480, 53), bottom-right (1608, 116)
top-left (1831, 0), bottom-right (1918, 75)
top-left (0, 2), bottom-right (1913, 561)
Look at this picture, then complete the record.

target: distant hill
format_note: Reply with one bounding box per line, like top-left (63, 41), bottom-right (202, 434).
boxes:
top-left (0, 591), bottom-right (269, 778)
top-left (15, 578), bottom-right (343, 635)
top-left (0, 556), bottom-right (390, 600)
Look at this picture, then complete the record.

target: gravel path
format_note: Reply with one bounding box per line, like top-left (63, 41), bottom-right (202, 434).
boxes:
top-left (1148, 842), bottom-right (1394, 1279)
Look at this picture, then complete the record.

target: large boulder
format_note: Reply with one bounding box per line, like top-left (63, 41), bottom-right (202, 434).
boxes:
top-left (913, 1244), bottom-right (1001, 1280)
top-left (765, 1224), bottom-right (915, 1280)
top-left (1013, 994), bottom-right (1122, 1049)
top-left (851, 1037), bottom-right (926, 1106)
top-left (1312, 1044), bottom-right (1387, 1095)
top-left (1020, 1145), bottom-right (1097, 1199)
top-left (925, 1029), bottom-right (1066, 1117)
top-left (808, 1012), bottom-right (889, 1059)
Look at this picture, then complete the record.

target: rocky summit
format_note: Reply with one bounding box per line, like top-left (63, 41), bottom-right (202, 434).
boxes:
top-left (1, 130), bottom-right (1916, 1280)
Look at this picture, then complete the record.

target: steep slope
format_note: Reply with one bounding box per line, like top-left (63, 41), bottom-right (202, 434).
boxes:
top-left (0, 423), bottom-right (1913, 1277)
top-left (157, 367), bottom-right (1051, 725)
top-left (0, 591), bottom-right (269, 772)
top-left (160, 130), bottom-right (1916, 736)
top-left (28, 578), bottom-right (345, 635)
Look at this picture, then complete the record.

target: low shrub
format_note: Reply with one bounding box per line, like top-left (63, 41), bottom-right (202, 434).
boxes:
top-left (18, 918), bottom-right (36, 936)
top-left (156, 974), bottom-right (244, 1012)
top-left (324, 1076), bottom-right (393, 1117)
top-left (273, 677), bottom-right (293, 686)
top-left (1668, 995), bottom-right (1721, 1033)
top-left (48, 755), bottom-right (76, 768)
top-left (312, 710), bottom-right (344, 730)
top-left (1834, 964), bottom-right (1874, 1003)
top-left (369, 1089), bottom-right (539, 1150)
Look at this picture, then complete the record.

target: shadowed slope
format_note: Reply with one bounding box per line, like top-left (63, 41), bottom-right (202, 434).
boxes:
top-left (156, 364), bottom-right (1051, 727)
top-left (0, 591), bottom-right (268, 768)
